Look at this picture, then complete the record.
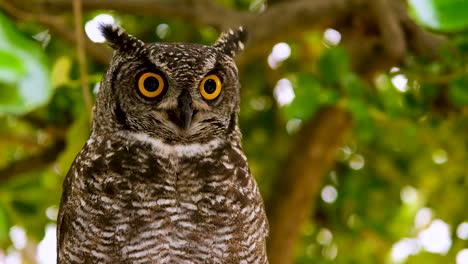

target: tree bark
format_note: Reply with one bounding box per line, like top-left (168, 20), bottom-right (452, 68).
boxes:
top-left (266, 106), bottom-right (352, 264)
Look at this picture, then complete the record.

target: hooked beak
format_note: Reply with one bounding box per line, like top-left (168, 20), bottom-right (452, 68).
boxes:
top-left (175, 90), bottom-right (193, 130)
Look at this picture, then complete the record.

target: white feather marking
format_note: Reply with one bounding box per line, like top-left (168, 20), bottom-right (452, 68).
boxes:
top-left (223, 162), bottom-right (234, 169)
top-left (238, 41), bottom-right (244, 50)
top-left (124, 131), bottom-right (222, 157)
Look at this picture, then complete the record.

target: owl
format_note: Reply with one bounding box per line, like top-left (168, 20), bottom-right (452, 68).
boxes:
top-left (56, 24), bottom-right (268, 264)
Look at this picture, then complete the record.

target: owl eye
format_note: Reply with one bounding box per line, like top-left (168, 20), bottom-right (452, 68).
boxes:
top-left (138, 72), bottom-right (165, 98)
top-left (199, 75), bottom-right (222, 100)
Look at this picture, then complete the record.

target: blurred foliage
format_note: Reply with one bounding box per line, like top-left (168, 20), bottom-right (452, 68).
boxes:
top-left (408, 0), bottom-right (468, 32)
top-left (0, 13), bottom-right (51, 115)
top-left (0, 0), bottom-right (468, 263)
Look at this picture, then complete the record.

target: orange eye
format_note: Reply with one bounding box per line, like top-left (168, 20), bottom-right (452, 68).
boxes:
top-left (199, 75), bottom-right (222, 100)
top-left (138, 72), bottom-right (165, 98)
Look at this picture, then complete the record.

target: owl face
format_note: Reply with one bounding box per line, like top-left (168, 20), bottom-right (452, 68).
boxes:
top-left (93, 25), bottom-right (247, 144)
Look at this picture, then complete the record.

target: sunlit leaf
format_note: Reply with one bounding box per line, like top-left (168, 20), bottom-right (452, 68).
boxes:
top-left (0, 50), bottom-right (26, 82)
top-left (408, 0), bottom-right (468, 32)
top-left (0, 13), bottom-right (51, 114)
top-left (0, 205), bottom-right (8, 241)
top-left (51, 56), bottom-right (72, 88)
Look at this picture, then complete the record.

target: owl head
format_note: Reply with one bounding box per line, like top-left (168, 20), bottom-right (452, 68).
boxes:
top-left (93, 24), bottom-right (247, 144)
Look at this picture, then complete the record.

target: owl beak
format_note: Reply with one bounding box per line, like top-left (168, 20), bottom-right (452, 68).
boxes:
top-left (177, 90), bottom-right (193, 130)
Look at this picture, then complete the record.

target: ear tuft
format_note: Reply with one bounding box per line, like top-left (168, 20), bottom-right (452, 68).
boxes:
top-left (213, 26), bottom-right (248, 58)
top-left (99, 24), bottom-right (145, 52)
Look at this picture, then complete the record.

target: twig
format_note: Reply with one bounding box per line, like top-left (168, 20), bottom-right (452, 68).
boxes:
top-left (72, 0), bottom-right (93, 119)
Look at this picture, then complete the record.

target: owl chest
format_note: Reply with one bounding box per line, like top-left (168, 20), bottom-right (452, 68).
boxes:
top-left (78, 150), bottom-right (250, 243)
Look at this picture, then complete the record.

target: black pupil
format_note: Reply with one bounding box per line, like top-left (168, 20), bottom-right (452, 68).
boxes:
top-left (204, 79), bottom-right (217, 94)
top-left (143, 76), bottom-right (160, 92)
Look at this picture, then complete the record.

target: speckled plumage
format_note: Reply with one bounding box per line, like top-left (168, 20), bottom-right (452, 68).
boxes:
top-left (57, 25), bottom-right (268, 264)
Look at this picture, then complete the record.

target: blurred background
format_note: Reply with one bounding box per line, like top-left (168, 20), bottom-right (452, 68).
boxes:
top-left (0, 0), bottom-right (467, 263)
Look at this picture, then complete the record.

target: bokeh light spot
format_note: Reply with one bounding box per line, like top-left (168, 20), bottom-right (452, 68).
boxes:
top-left (457, 222), bottom-right (468, 240)
top-left (268, 42), bottom-right (291, 69)
top-left (46, 206), bottom-right (58, 221)
top-left (457, 249), bottom-right (468, 264)
top-left (323, 28), bottom-right (341, 46)
top-left (317, 228), bottom-right (333, 245)
top-left (415, 208), bottom-right (432, 229)
top-left (321, 185), bottom-right (338, 204)
top-left (322, 243), bottom-right (338, 260)
top-left (286, 119), bottom-right (302, 135)
top-left (391, 74), bottom-right (408, 92)
top-left (9, 226), bottom-right (26, 250)
top-left (432, 149), bottom-right (448, 164)
top-left (156, 24), bottom-right (170, 39)
top-left (349, 154), bottom-right (365, 170)
top-left (391, 238), bottom-right (421, 262)
top-left (400, 186), bottom-right (418, 204)
top-left (37, 224), bottom-right (57, 264)
top-left (273, 78), bottom-right (294, 106)
top-left (418, 219), bottom-right (452, 254)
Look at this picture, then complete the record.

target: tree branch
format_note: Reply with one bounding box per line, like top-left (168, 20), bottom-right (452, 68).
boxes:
top-left (0, 135), bottom-right (45, 152)
top-left (72, 0), bottom-right (93, 118)
top-left (266, 106), bottom-right (353, 264)
top-left (390, 0), bottom-right (446, 59)
top-left (368, 0), bottom-right (406, 62)
top-left (0, 140), bottom-right (65, 183)
top-left (39, 0), bottom-right (446, 72)
top-left (241, 0), bottom-right (348, 61)
top-left (42, 0), bottom-right (244, 29)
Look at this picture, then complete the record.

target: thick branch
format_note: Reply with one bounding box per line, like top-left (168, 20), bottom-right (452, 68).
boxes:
top-left (266, 106), bottom-right (352, 264)
top-left (390, 0), bottom-right (446, 59)
top-left (42, 0), bottom-right (244, 29)
top-left (40, 0), bottom-right (445, 71)
top-left (0, 140), bottom-right (65, 183)
top-left (42, 0), bottom-right (348, 51)
top-left (368, 0), bottom-right (406, 62)
top-left (241, 0), bottom-right (348, 60)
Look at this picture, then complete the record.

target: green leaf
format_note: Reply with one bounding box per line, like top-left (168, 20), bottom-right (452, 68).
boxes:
top-left (342, 73), bottom-right (365, 99)
top-left (0, 13), bottom-right (51, 114)
top-left (408, 0), bottom-right (468, 32)
top-left (11, 199), bottom-right (38, 216)
top-left (282, 74), bottom-right (322, 120)
top-left (0, 50), bottom-right (26, 83)
top-left (449, 75), bottom-right (468, 106)
top-left (0, 205), bottom-right (8, 241)
top-left (318, 47), bottom-right (350, 85)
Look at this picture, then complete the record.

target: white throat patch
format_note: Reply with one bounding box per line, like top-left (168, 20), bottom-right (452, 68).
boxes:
top-left (123, 131), bottom-right (222, 158)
